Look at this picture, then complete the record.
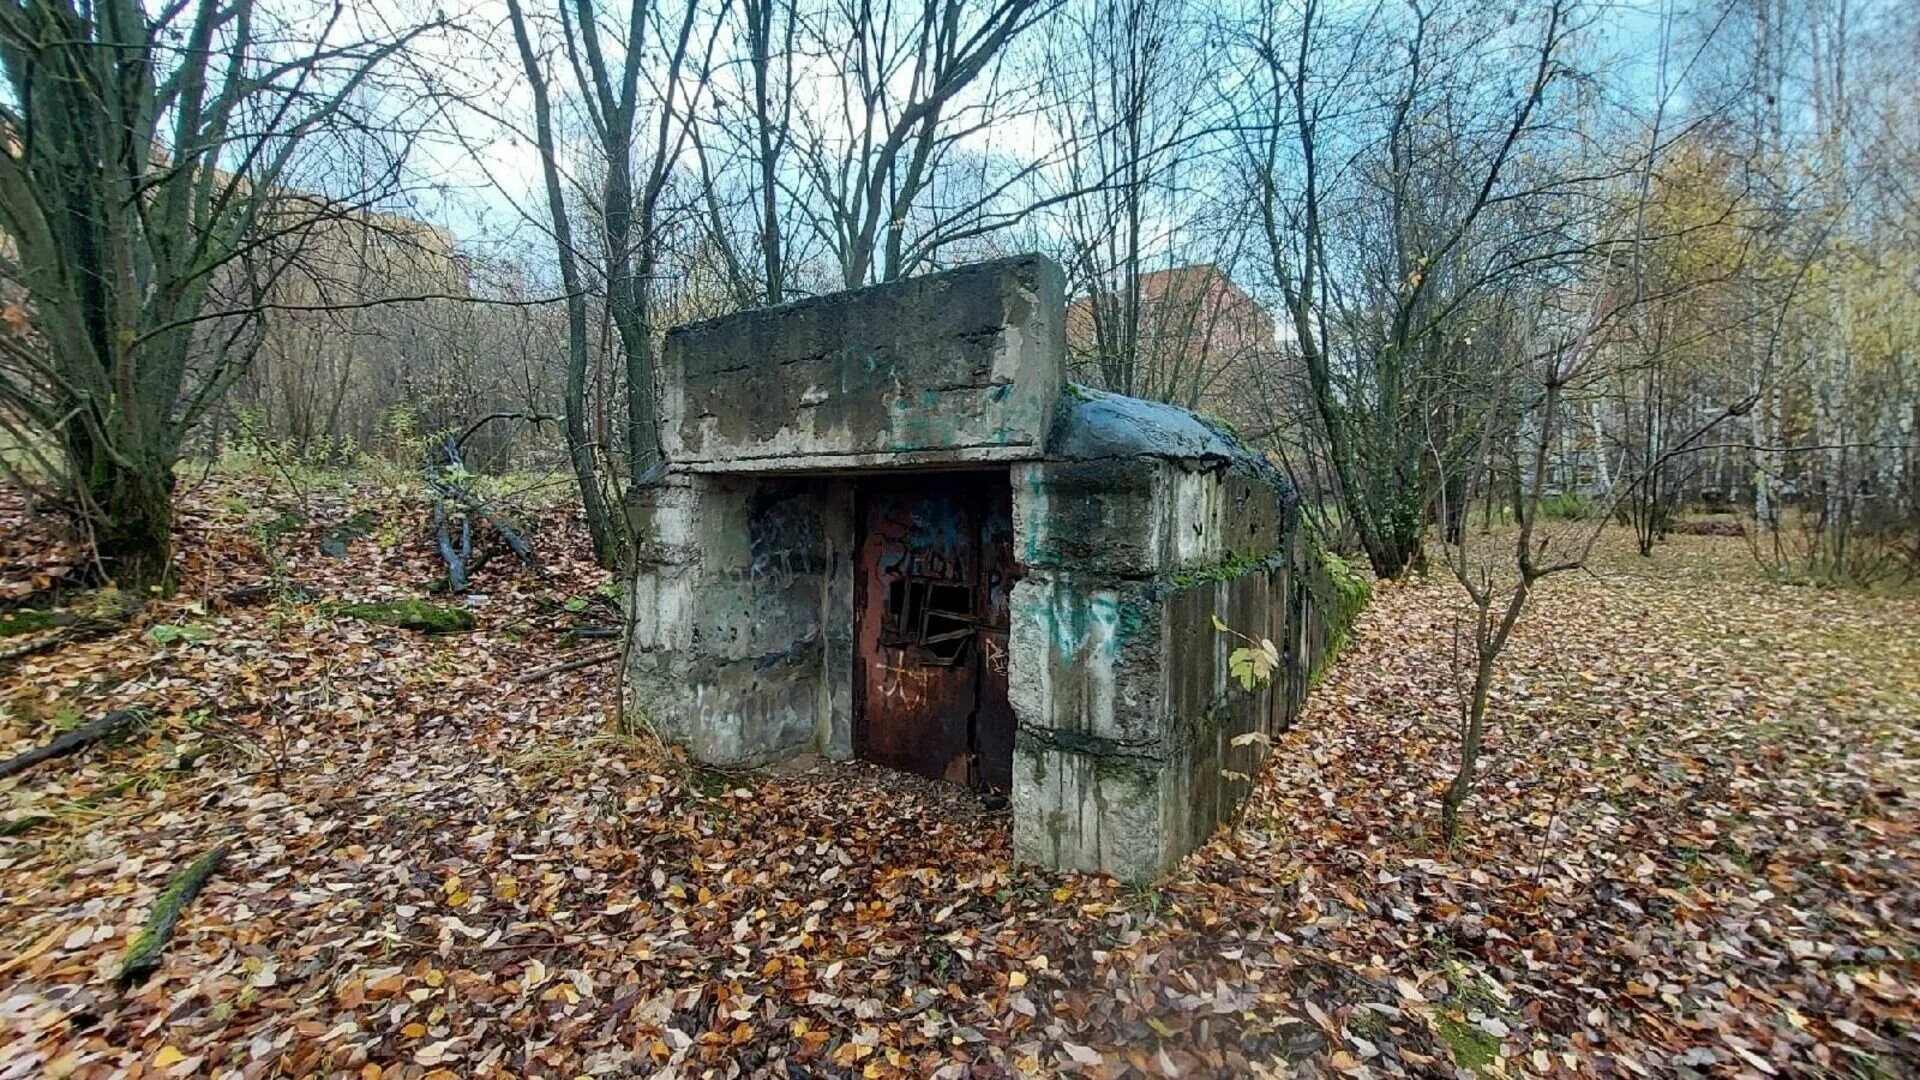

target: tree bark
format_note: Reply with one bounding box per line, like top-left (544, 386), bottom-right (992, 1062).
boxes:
top-left (505, 0), bottom-right (622, 569)
top-left (85, 447), bottom-right (178, 594)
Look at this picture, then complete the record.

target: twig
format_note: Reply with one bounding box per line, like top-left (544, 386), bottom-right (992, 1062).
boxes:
top-left (514, 647), bottom-right (618, 684)
top-left (453, 411), bottom-right (559, 456)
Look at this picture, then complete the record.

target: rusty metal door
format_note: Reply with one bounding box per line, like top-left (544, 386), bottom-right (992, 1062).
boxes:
top-left (854, 473), bottom-right (1015, 791)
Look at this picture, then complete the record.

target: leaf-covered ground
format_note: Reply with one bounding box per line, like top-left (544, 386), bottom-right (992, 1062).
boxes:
top-left (2, 476), bottom-right (1916, 1078)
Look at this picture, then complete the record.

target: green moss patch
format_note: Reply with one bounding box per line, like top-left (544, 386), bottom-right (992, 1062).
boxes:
top-left (0, 609), bottom-right (73, 637)
top-left (1434, 1014), bottom-right (1501, 1074)
top-left (1167, 551), bottom-right (1280, 590)
top-left (1322, 550), bottom-right (1370, 649)
top-left (336, 599), bottom-right (476, 633)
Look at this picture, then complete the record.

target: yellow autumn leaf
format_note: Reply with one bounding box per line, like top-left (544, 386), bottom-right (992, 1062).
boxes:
top-left (152, 1046), bottom-right (186, 1069)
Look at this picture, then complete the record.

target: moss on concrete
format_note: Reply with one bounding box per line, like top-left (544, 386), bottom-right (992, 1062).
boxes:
top-left (1306, 548), bottom-right (1372, 686)
top-left (337, 599), bottom-right (476, 633)
top-left (1322, 550), bottom-right (1370, 649)
top-left (1166, 551), bottom-right (1280, 590)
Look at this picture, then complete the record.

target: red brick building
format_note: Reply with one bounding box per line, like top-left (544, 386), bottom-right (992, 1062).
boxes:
top-left (1064, 264), bottom-right (1280, 438)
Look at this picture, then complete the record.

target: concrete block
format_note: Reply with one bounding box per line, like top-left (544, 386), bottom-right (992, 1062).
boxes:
top-left (1012, 458), bottom-right (1163, 575)
top-left (1007, 572), bottom-right (1167, 752)
top-left (1219, 471), bottom-right (1285, 559)
top-left (686, 662), bottom-right (817, 767)
top-left (664, 255), bottom-right (1065, 470)
top-left (1010, 741), bottom-right (1169, 880)
top-left (628, 565), bottom-right (695, 650)
top-left (1014, 459), bottom-right (1286, 577)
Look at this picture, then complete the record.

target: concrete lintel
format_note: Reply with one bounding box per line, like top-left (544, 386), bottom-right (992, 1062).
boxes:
top-left (674, 444), bottom-right (1045, 475)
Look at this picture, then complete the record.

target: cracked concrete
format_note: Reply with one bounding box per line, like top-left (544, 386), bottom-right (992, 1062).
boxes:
top-left (628, 254), bottom-right (1359, 879)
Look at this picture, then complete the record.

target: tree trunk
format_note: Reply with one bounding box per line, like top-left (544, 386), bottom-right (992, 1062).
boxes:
top-left (1441, 651), bottom-right (1495, 842)
top-left (95, 469), bottom-right (175, 594)
top-left (73, 430), bottom-right (178, 594)
top-left (504, 0), bottom-right (621, 570)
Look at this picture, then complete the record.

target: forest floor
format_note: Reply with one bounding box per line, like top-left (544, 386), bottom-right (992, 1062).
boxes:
top-left (1, 471), bottom-right (1917, 1079)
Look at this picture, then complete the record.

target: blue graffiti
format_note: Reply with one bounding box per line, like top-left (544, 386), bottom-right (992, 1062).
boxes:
top-left (1018, 589), bottom-right (1128, 661)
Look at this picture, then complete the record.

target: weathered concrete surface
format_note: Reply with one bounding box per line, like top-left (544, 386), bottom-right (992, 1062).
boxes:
top-left (629, 255), bottom-right (1364, 881)
top-left (1003, 386), bottom-right (1364, 879)
top-left (1012, 458), bottom-right (1285, 577)
top-left (663, 255), bottom-right (1065, 472)
top-left (627, 475), bottom-right (851, 767)
top-left (1008, 559), bottom-right (1292, 879)
top-left (1047, 386), bottom-right (1252, 465)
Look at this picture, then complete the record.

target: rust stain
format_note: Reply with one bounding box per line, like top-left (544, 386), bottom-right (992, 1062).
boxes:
top-left (853, 473), bottom-right (1016, 793)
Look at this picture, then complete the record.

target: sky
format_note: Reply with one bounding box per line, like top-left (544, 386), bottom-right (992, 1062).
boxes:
top-left (241, 0), bottom-right (1745, 295)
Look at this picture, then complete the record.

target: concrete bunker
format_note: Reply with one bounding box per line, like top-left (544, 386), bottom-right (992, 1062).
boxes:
top-left (628, 255), bottom-right (1346, 879)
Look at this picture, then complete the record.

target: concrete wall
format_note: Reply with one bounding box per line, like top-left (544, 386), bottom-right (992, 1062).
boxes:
top-left (662, 256), bottom-right (1065, 472)
top-left (630, 256), bottom-right (1365, 882)
top-left (628, 475), bottom-right (856, 767)
top-left (1006, 445), bottom-right (1314, 880)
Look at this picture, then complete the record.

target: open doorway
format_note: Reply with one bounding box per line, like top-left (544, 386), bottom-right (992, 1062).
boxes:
top-left (852, 471), bottom-right (1017, 792)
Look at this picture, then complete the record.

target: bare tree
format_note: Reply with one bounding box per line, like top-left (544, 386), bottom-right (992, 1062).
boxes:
top-left (687, 0), bottom-right (803, 306)
top-left (1045, 0), bottom-right (1254, 406)
top-left (503, 0), bottom-right (710, 566)
top-left (1235, 0), bottom-right (1578, 578)
top-left (0, 0), bottom-right (445, 590)
top-left (785, 0), bottom-right (1055, 288)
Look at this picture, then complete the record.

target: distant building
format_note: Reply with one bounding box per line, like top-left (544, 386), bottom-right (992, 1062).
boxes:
top-left (1064, 264), bottom-right (1280, 438)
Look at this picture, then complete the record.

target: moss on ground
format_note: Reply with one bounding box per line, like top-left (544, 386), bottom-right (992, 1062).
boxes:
top-left (1431, 960), bottom-right (1513, 1075)
top-left (0, 609), bottom-right (71, 637)
top-left (1433, 1014), bottom-right (1500, 1073)
top-left (336, 599), bottom-right (476, 633)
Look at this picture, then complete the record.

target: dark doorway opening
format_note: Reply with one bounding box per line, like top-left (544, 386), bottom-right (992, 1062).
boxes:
top-left (853, 471), bottom-right (1017, 792)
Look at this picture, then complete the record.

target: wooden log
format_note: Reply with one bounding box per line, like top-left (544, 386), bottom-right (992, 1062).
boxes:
top-left (115, 844), bottom-right (230, 989)
top-left (0, 709), bottom-right (144, 781)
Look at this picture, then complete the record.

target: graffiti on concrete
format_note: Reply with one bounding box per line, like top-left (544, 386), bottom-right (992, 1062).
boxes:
top-left (748, 493), bottom-right (822, 590)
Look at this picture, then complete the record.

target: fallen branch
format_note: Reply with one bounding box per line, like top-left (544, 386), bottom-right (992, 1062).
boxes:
top-left (454, 411), bottom-right (558, 456)
top-left (427, 430), bottom-right (544, 591)
top-left (514, 647), bottom-right (618, 684)
top-left (115, 844), bottom-right (230, 989)
top-left (0, 616), bottom-right (124, 671)
top-left (0, 709), bottom-right (145, 781)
